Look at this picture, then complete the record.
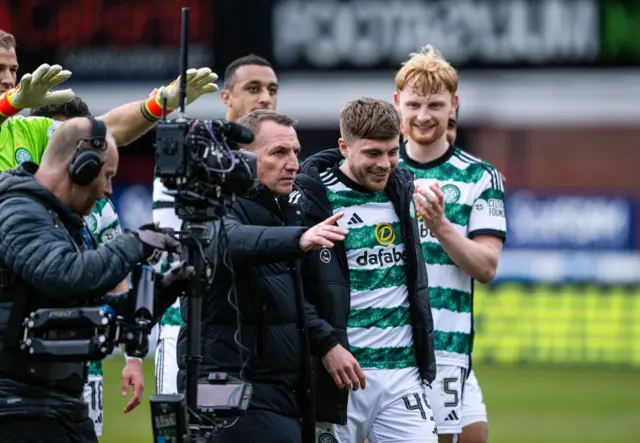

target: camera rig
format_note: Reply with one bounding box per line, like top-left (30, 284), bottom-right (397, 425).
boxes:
top-left (149, 7), bottom-right (257, 443)
top-left (19, 263), bottom-right (156, 362)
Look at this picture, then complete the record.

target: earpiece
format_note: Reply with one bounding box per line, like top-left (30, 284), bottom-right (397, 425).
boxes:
top-left (68, 117), bottom-right (107, 186)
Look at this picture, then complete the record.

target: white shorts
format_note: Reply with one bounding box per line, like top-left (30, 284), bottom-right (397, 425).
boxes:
top-left (424, 365), bottom-right (466, 435)
top-left (83, 375), bottom-right (103, 436)
top-left (316, 368), bottom-right (437, 443)
top-left (155, 324), bottom-right (180, 394)
top-left (460, 369), bottom-right (487, 428)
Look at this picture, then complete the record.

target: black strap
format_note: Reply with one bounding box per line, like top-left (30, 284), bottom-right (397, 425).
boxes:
top-left (152, 201), bottom-right (175, 210)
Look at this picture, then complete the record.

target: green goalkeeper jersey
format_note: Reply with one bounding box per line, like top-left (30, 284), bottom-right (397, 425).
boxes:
top-left (0, 115), bottom-right (62, 168)
top-left (0, 115), bottom-right (124, 377)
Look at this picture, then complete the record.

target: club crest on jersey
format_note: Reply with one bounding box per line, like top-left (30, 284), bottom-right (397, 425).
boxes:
top-left (441, 184), bottom-right (461, 204)
top-left (99, 228), bottom-right (118, 244)
top-left (86, 214), bottom-right (98, 233)
top-left (14, 147), bottom-right (32, 164)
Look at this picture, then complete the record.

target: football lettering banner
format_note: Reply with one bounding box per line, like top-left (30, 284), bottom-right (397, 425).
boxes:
top-left (5, 0), bottom-right (639, 80)
top-left (213, 0), bottom-right (640, 73)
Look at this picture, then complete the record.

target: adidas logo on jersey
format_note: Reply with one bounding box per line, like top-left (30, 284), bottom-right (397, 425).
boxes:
top-left (444, 410), bottom-right (459, 422)
top-left (347, 213), bottom-right (364, 225)
top-left (356, 246), bottom-right (406, 267)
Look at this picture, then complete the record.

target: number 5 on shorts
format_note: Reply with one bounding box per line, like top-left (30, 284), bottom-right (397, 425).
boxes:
top-left (443, 377), bottom-right (459, 407)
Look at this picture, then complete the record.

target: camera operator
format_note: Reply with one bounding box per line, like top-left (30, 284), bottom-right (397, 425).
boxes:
top-left (176, 110), bottom-right (348, 443)
top-left (30, 98), bottom-right (146, 435)
top-left (0, 117), bottom-right (191, 443)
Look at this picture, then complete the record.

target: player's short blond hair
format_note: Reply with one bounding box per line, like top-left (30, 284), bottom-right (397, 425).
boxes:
top-left (395, 45), bottom-right (458, 98)
top-left (0, 30), bottom-right (16, 50)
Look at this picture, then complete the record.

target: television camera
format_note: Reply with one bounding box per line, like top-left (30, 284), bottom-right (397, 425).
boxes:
top-left (149, 7), bottom-right (257, 443)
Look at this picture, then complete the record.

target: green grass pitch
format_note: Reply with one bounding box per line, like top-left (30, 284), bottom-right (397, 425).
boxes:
top-left (99, 358), bottom-right (639, 443)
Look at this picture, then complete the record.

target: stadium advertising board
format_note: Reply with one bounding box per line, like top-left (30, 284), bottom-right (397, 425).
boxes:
top-left (213, 0), bottom-right (640, 73)
top-left (504, 192), bottom-right (636, 251)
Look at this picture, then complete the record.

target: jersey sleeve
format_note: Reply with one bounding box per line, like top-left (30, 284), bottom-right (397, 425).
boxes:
top-left (24, 116), bottom-right (63, 164)
top-left (467, 167), bottom-right (507, 241)
top-left (93, 199), bottom-right (123, 245)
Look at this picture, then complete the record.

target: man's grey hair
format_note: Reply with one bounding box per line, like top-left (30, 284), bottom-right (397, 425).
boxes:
top-left (236, 110), bottom-right (297, 146)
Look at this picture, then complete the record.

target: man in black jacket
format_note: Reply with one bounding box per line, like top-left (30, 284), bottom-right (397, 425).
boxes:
top-left (176, 110), bottom-right (348, 443)
top-left (0, 117), bottom-right (190, 443)
top-left (292, 98), bottom-right (438, 443)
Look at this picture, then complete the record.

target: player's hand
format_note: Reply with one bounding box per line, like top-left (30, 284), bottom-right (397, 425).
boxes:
top-left (142, 68), bottom-right (219, 120)
top-left (157, 68), bottom-right (219, 108)
top-left (121, 358), bottom-right (144, 413)
top-left (322, 344), bottom-right (366, 391)
top-left (414, 183), bottom-right (446, 234)
top-left (299, 213), bottom-right (349, 253)
top-left (3, 64), bottom-right (74, 111)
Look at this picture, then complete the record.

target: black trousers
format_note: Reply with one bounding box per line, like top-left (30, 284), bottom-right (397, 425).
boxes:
top-left (212, 410), bottom-right (302, 443)
top-left (0, 415), bottom-right (98, 443)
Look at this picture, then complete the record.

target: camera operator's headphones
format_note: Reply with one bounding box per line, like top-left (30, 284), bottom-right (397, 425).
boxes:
top-left (69, 116), bottom-right (107, 186)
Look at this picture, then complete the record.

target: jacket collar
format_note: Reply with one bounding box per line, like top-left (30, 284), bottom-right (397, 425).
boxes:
top-left (0, 162), bottom-right (84, 229)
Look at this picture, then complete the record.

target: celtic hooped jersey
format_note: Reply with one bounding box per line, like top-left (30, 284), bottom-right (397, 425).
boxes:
top-left (323, 166), bottom-right (418, 371)
top-left (152, 177), bottom-right (184, 330)
top-left (398, 145), bottom-right (507, 368)
top-left (85, 198), bottom-right (123, 376)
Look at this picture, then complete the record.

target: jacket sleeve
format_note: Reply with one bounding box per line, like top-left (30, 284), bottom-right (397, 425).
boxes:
top-left (305, 300), bottom-right (339, 356)
top-left (212, 209), bottom-right (308, 266)
top-left (0, 197), bottom-right (146, 302)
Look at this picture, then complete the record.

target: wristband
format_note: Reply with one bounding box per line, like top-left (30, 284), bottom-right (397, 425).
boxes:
top-left (0, 87), bottom-right (20, 118)
top-left (141, 78), bottom-right (179, 121)
top-left (125, 355), bottom-right (143, 363)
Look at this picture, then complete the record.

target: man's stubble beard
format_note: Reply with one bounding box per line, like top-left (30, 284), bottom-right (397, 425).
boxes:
top-left (408, 120), bottom-right (447, 146)
top-left (351, 162), bottom-right (392, 190)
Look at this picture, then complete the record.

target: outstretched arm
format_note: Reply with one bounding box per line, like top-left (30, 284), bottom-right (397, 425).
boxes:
top-left (98, 68), bottom-right (219, 146)
top-left (0, 197), bottom-right (145, 302)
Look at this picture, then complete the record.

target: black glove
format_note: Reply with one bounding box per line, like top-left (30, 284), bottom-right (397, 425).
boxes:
top-left (156, 261), bottom-right (195, 309)
top-left (158, 260), bottom-right (195, 290)
top-left (136, 223), bottom-right (181, 265)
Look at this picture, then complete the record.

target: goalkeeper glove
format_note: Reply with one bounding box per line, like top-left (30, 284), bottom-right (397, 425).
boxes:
top-left (141, 67), bottom-right (219, 121)
top-left (0, 64), bottom-right (74, 117)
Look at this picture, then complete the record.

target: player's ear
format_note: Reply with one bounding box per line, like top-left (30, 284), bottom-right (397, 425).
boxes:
top-left (220, 89), bottom-right (231, 106)
top-left (338, 138), bottom-right (349, 157)
top-left (452, 94), bottom-right (459, 110)
top-left (393, 91), bottom-right (400, 109)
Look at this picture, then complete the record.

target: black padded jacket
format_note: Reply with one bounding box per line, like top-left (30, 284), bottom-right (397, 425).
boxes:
top-left (177, 185), bottom-right (325, 436)
top-left (0, 163), bottom-right (146, 418)
top-left (292, 149), bottom-right (437, 425)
